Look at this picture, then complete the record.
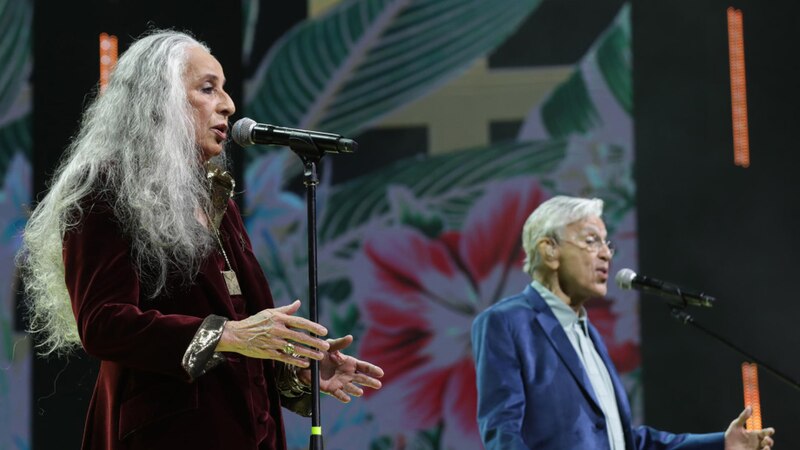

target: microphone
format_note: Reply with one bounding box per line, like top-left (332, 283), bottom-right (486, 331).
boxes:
top-left (231, 117), bottom-right (357, 157)
top-left (615, 268), bottom-right (715, 307)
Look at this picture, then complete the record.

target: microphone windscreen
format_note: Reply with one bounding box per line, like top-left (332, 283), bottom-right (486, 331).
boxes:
top-left (615, 268), bottom-right (637, 289)
top-left (231, 117), bottom-right (256, 147)
top-left (338, 138), bottom-right (358, 153)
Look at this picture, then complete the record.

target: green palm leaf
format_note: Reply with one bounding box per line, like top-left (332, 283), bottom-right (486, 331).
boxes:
top-left (0, 0), bottom-right (32, 120)
top-left (596, 4), bottom-right (631, 114)
top-left (541, 72), bottom-right (600, 137)
top-left (246, 0), bottom-right (541, 139)
top-left (319, 138), bottom-right (567, 246)
top-left (537, 4), bottom-right (631, 138)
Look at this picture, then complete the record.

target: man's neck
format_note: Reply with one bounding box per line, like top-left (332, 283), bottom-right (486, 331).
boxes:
top-left (533, 272), bottom-right (586, 315)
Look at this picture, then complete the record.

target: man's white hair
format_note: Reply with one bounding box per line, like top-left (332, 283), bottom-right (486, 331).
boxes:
top-left (18, 30), bottom-right (225, 355)
top-left (521, 196), bottom-right (604, 276)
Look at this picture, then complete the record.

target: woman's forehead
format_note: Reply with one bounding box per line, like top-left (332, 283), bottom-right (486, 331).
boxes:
top-left (184, 47), bottom-right (225, 83)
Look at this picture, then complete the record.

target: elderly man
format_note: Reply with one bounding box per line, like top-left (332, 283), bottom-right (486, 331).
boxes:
top-left (471, 196), bottom-right (774, 450)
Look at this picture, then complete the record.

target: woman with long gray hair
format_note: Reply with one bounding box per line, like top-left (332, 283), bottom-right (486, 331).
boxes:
top-left (18, 30), bottom-right (383, 450)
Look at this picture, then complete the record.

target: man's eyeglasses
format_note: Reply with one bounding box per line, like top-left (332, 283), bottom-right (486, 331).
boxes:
top-left (555, 234), bottom-right (616, 257)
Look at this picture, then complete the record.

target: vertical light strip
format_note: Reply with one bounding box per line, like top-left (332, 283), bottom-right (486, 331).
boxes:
top-left (741, 362), bottom-right (762, 430)
top-left (99, 33), bottom-right (119, 92)
top-left (727, 7), bottom-right (750, 168)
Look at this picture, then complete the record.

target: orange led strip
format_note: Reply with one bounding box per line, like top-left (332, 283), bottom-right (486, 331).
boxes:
top-left (99, 33), bottom-right (119, 92)
top-left (741, 362), bottom-right (762, 430)
top-left (727, 7), bottom-right (750, 168)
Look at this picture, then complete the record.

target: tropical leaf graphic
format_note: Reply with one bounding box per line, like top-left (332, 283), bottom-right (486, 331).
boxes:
top-left (0, 153), bottom-right (30, 357)
top-left (241, 0), bottom-right (260, 64)
top-left (520, 4), bottom-right (631, 143)
top-left (516, 4), bottom-right (634, 218)
top-left (597, 10), bottom-right (632, 115)
top-left (319, 138), bottom-right (567, 247)
top-left (249, 3), bottom-right (640, 444)
top-left (541, 72), bottom-right (601, 138)
top-left (0, 115), bottom-right (32, 188)
top-left (243, 139), bottom-right (567, 302)
top-left (0, 0), bottom-right (32, 121)
top-left (0, 132), bottom-right (31, 450)
top-left (0, 4), bottom-right (32, 448)
top-left (245, 0), bottom-right (542, 139)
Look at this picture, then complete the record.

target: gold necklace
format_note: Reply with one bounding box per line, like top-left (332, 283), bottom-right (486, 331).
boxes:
top-left (212, 226), bottom-right (242, 296)
top-left (205, 161), bottom-right (241, 296)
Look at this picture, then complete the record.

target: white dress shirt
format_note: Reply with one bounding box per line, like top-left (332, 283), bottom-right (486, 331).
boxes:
top-left (532, 280), bottom-right (626, 450)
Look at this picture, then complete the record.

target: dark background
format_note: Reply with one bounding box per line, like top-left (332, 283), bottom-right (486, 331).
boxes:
top-left (635, 0), bottom-right (800, 447)
top-left (29, 0), bottom-right (800, 448)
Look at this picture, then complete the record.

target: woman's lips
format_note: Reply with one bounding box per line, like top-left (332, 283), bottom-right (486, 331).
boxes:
top-left (212, 128), bottom-right (227, 140)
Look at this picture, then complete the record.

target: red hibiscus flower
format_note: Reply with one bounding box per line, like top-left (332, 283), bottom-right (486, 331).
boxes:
top-left (350, 178), bottom-right (545, 448)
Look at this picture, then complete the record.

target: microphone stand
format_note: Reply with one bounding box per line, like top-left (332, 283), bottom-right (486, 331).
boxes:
top-left (668, 303), bottom-right (800, 392)
top-left (301, 155), bottom-right (323, 450)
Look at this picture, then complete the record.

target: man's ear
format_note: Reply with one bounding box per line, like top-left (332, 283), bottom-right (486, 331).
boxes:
top-left (539, 239), bottom-right (560, 269)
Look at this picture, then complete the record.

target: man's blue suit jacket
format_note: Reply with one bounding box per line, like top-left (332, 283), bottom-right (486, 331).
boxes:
top-left (471, 285), bottom-right (724, 449)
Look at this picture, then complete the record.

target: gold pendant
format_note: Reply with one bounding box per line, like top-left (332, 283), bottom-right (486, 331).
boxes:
top-left (222, 270), bottom-right (242, 296)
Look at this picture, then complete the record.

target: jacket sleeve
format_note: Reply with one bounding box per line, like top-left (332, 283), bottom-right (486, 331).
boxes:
top-left (632, 424), bottom-right (724, 449)
top-left (471, 308), bottom-right (530, 450)
top-left (63, 202), bottom-right (205, 380)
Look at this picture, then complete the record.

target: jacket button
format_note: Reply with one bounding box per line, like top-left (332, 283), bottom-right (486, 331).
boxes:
top-left (258, 411), bottom-right (269, 423)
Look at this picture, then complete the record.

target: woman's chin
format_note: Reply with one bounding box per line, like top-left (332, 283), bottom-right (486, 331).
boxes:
top-left (201, 147), bottom-right (223, 161)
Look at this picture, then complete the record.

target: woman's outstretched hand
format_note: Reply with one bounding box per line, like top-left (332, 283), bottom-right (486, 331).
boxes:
top-left (298, 335), bottom-right (385, 403)
top-left (216, 300), bottom-right (330, 367)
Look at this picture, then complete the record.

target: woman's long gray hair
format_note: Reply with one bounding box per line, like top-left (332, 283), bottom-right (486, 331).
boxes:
top-left (18, 30), bottom-right (221, 355)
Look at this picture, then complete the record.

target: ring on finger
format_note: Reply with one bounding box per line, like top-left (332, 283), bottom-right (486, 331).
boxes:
top-left (282, 341), bottom-right (297, 357)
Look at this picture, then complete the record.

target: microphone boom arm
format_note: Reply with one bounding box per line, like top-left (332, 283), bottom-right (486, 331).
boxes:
top-left (669, 307), bottom-right (800, 392)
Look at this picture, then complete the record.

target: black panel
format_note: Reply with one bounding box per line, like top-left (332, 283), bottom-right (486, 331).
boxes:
top-left (243, 2), bottom-right (307, 79)
top-left (635, 0), bottom-right (800, 446)
top-left (489, 0), bottom-right (628, 67)
top-left (489, 120), bottom-right (523, 144)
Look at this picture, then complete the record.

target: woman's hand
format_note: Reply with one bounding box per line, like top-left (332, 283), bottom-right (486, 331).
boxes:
top-left (297, 335), bottom-right (385, 403)
top-left (216, 300), bottom-right (330, 367)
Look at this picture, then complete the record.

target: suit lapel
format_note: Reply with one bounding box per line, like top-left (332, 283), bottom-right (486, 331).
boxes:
top-left (524, 286), bottom-right (603, 414)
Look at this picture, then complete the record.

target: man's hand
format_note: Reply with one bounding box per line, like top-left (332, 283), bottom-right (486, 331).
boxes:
top-left (725, 407), bottom-right (775, 450)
